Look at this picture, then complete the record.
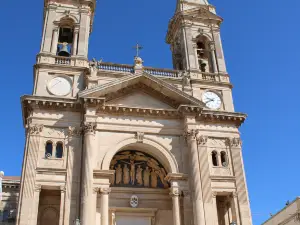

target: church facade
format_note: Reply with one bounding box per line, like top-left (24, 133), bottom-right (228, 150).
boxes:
top-left (17, 0), bottom-right (253, 225)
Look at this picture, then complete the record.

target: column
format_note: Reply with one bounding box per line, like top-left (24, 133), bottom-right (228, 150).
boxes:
top-left (81, 122), bottom-right (96, 225)
top-left (209, 42), bottom-right (218, 73)
top-left (30, 184), bottom-right (41, 225)
top-left (182, 190), bottom-right (193, 225)
top-left (227, 197), bottom-right (233, 224)
top-left (72, 28), bottom-right (79, 56)
top-left (59, 186), bottom-right (66, 225)
top-left (232, 192), bottom-right (241, 225)
top-left (185, 130), bottom-right (205, 225)
top-left (51, 27), bottom-right (59, 54)
top-left (217, 152), bottom-right (222, 167)
top-left (212, 192), bottom-right (218, 225)
top-left (100, 188), bottom-right (111, 225)
top-left (170, 187), bottom-right (181, 225)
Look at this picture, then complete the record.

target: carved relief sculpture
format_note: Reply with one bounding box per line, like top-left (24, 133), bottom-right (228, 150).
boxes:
top-left (109, 150), bottom-right (170, 189)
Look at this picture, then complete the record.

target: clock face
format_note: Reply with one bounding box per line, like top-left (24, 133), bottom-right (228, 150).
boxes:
top-left (47, 76), bottom-right (72, 96)
top-left (202, 91), bottom-right (222, 110)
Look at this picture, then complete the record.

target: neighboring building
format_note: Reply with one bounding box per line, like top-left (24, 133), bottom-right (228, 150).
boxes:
top-left (17, 0), bottom-right (253, 225)
top-left (262, 198), bottom-right (300, 225)
top-left (0, 176), bottom-right (20, 224)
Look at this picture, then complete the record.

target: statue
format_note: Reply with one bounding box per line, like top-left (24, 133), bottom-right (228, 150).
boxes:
top-left (89, 58), bottom-right (98, 77)
top-left (110, 165), bottom-right (115, 185)
top-left (136, 165), bottom-right (143, 186)
top-left (115, 164), bottom-right (122, 185)
top-left (121, 158), bottom-right (143, 185)
top-left (134, 56), bottom-right (143, 70)
top-left (143, 166), bottom-right (150, 187)
top-left (150, 169), bottom-right (158, 188)
top-left (123, 164), bottom-right (130, 185)
top-left (156, 168), bottom-right (168, 188)
top-left (182, 72), bottom-right (191, 86)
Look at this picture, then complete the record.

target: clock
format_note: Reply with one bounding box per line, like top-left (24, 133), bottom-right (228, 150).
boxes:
top-left (202, 91), bottom-right (222, 110)
top-left (47, 76), bottom-right (72, 96)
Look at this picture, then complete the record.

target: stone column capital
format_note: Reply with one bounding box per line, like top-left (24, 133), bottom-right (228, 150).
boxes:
top-left (212, 191), bottom-right (217, 198)
top-left (99, 188), bottom-right (111, 195)
top-left (83, 122), bottom-right (97, 135)
top-left (196, 134), bottom-right (208, 146)
top-left (169, 187), bottom-right (180, 197)
top-left (28, 124), bottom-right (44, 135)
top-left (183, 129), bottom-right (197, 142)
top-left (226, 137), bottom-right (242, 148)
top-left (60, 186), bottom-right (66, 193)
top-left (231, 191), bottom-right (238, 198)
top-left (34, 184), bottom-right (42, 192)
top-left (93, 187), bottom-right (100, 194)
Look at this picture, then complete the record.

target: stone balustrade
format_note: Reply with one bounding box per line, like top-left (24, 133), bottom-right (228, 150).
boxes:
top-left (144, 67), bottom-right (180, 78)
top-left (97, 62), bottom-right (134, 73)
top-left (55, 56), bottom-right (71, 65)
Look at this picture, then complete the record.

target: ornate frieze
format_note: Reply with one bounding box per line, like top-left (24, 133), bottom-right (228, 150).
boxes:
top-left (28, 124), bottom-right (44, 135)
top-left (226, 137), bottom-right (242, 147)
top-left (184, 129), bottom-right (197, 142)
top-left (34, 184), bottom-right (42, 192)
top-left (110, 150), bottom-right (169, 189)
top-left (135, 132), bottom-right (144, 143)
top-left (196, 134), bottom-right (208, 146)
top-left (83, 122), bottom-right (97, 134)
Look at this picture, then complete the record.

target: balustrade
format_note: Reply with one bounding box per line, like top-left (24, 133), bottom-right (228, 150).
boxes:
top-left (97, 62), bottom-right (134, 73)
top-left (55, 56), bottom-right (71, 65)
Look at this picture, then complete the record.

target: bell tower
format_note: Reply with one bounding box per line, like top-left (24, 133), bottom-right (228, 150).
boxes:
top-left (167, 0), bottom-right (227, 74)
top-left (33, 0), bottom-right (95, 98)
top-left (40, 0), bottom-right (95, 58)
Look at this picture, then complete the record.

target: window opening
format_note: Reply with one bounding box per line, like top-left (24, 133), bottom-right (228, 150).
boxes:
top-left (57, 27), bottom-right (73, 57)
top-left (45, 142), bottom-right (53, 158)
top-left (56, 142), bottom-right (63, 158)
top-left (221, 151), bottom-right (228, 167)
top-left (212, 151), bottom-right (218, 166)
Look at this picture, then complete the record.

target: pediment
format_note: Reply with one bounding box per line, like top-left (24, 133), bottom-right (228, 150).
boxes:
top-left (184, 7), bottom-right (223, 22)
top-left (107, 91), bottom-right (174, 109)
top-left (79, 73), bottom-right (205, 109)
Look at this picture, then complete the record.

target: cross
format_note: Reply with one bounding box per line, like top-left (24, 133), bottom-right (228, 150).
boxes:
top-left (133, 43), bottom-right (143, 57)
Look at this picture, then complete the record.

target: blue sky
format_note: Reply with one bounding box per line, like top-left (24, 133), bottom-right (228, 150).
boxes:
top-left (0, 0), bottom-right (299, 224)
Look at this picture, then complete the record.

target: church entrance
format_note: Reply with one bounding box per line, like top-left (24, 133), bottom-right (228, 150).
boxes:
top-left (115, 215), bottom-right (151, 225)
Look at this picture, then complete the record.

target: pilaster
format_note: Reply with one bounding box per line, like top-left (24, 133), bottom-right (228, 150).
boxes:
top-left (30, 184), bottom-right (41, 225)
top-left (227, 138), bottom-right (252, 225)
top-left (169, 187), bottom-right (181, 225)
top-left (59, 186), bottom-right (66, 225)
top-left (99, 188), bottom-right (111, 225)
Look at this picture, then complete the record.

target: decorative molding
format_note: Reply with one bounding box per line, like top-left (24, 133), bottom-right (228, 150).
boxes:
top-left (227, 137), bottom-right (242, 147)
top-left (68, 126), bottom-right (82, 137)
top-left (232, 191), bottom-right (238, 198)
top-left (135, 132), bottom-right (144, 143)
top-left (28, 124), bottom-right (44, 135)
top-left (99, 188), bottom-right (111, 195)
top-left (182, 190), bottom-right (190, 197)
top-left (196, 134), bottom-right (208, 146)
top-left (83, 122), bottom-right (97, 134)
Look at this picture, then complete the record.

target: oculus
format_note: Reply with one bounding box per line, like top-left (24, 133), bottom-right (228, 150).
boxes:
top-left (110, 150), bottom-right (169, 189)
top-left (47, 76), bottom-right (72, 96)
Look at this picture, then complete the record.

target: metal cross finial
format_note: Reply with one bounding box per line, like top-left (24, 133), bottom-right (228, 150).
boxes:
top-left (133, 43), bottom-right (143, 57)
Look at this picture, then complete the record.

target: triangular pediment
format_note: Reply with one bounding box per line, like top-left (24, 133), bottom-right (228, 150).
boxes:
top-left (107, 91), bottom-right (175, 109)
top-left (79, 72), bottom-right (205, 109)
top-left (184, 7), bottom-right (223, 22)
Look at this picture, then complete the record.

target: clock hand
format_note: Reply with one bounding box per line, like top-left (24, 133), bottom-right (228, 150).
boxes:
top-left (51, 80), bottom-right (62, 88)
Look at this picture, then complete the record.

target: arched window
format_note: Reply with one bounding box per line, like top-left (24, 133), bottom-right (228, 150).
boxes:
top-left (221, 151), bottom-right (228, 167)
top-left (196, 35), bottom-right (213, 73)
top-left (55, 142), bottom-right (63, 158)
top-left (57, 18), bottom-right (75, 57)
top-left (45, 141), bottom-right (53, 158)
top-left (212, 151), bottom-right (218, 166)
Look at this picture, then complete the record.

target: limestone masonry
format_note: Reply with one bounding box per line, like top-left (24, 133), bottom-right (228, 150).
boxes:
top-left (15, 0), bottom-right (254, 224)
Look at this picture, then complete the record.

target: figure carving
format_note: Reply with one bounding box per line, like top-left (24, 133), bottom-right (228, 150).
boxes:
top-left (182, 72), bottom-right (191, 86)
top-left (150, 169), bottom-right (158, 188)
top-left (115, 164), bottom-right (122, 185)
top-left (89, 58), bottom-right (98, 77)
top-left (109, 150), bottom-right (169, 189)
top-left (123, 164), bottom-right (130, 184)
top-left (143, 166), bottom-right (150, 187)
top-left (110, 165), bottom-right (115, 185)
top-left (136, 165), bottom-right (143, 186)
